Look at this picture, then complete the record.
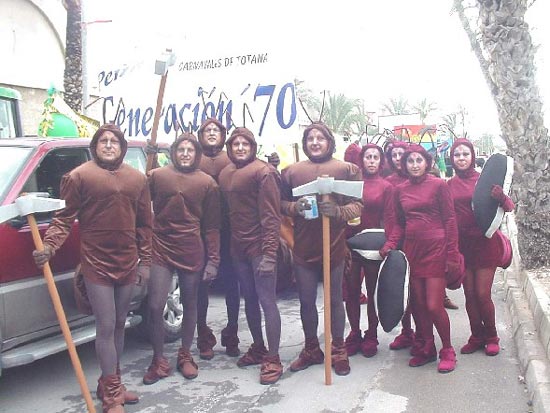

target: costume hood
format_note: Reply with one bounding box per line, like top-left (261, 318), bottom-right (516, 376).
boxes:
top-left (302, 122), bottom-right (336, 163)
top-left (90, 124), bottom-right (128, 171)
top-left (170, 133), bottom-right (203, 172)
top-left (198, 118), bottom-right (227, 156)
top-left (226, 127), bottom-right (257, 167)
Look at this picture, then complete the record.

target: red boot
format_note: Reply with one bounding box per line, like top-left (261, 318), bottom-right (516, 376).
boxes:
top-left (389, 328), bottom-right (415, 350)
top-left (332, 339), bottom-right (350, 376)
top-left (237, 342), bottom-right (268, 367)
top-left (485, 336), bottom-right (500, 356)
top-left (197, 325), bottom-right (217, 360)
top-left (460, 335), bottom-right (485, 354)
top-left (221, 326), bottom-right (240, 357)
top-left (97, 365), bottom-right (139, 405)
top-left (345, 330), bottom-right (363, 356)
top-left (438, 347), bottom-right (457, 373)
top-left (409, 338), bottom-right (437, 367)
top-left (290, 337), bottom-right (324, 372)
top-left (361, 330), bottom-right (378, 358)
top-left (99, 374), bottom-right (125, 413)
top-left (142, 356), bottom-right (172, 385)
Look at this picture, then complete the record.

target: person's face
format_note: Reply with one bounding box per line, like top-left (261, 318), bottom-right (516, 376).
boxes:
top-left (231, 136), bottom-right (252, 162)
top-left (201, 123), bottom-right (223, 148)
top-left (406, 152), bottom-right (428, 177)
top-left (96, 131), bottom-right (122, 164)
top-left (453, 144), bottom-right (472, 171)
top-left (363, 148), bottom-right (381, 175)
top-left (176, 140), bottom-right (196, 168)
top-left (391, 147), bottom-right (405, 170)
top-left (305, 129), bottom-right (330, 158)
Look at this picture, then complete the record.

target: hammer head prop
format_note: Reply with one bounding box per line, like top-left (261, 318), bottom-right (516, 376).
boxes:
top-left (292, 176), bottom-right (363, 198)
top-left (0, 193), bottom-right (65, 224)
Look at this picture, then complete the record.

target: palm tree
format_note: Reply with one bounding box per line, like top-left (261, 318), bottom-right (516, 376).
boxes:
top-left (454, 0), bottom-right (550, 268)
top-left (62, 0), bottom-right (82, 112)
top-left (381, 96), bottom-right (410, 115)
top-left (412, 98), bottom-right (438, 123)
top-left (316, 93), bottom-right (365, 137)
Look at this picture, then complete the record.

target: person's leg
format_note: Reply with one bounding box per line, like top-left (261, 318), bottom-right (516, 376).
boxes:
top-left (113, 282), bottom-right (136, 361)
top-left (176, 270), bottom-right (201, 379)
top-left (461, 267), bottom-right (486, 353)
top-left (142, 264), bottom-right (174, 385)
top-left (219, 238), bottom-right (241, 355)
top-left (364, 260), bottom-right (381, 335)
top-left (84, 278), bottom-right (117, 376)
top-left (234, 258), bottom-right (264, 345)
top-left (476, 267), bottom-right (499, 355)
top-left (196, 278), bottom-right (216, 360)
top-left (408, 278), bottom-right (437, 367)
top-left (344, 258), bottom-right (363, 355)
top-left (197, 281), bottom-right (209, 327)
top-left (329, 262), bottom-right (346, 341)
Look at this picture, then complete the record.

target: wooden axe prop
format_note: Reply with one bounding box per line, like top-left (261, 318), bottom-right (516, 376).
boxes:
top-left (0, 193), bottom-right (96, 413)
top-left (146, 48), bottom-right (176, 173)
top-left (292, 176), bottom-right (363, 385)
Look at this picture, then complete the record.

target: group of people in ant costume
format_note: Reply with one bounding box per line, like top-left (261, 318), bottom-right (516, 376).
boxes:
top-left (33, 120), bottom-right (513, 413)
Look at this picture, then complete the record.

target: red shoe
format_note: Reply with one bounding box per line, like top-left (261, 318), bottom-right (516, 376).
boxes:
top-left (409, 339), bottom-right (437, 367)
top-left (485, 336), bottom-right (500, 356)
top-left (361, 332), bottom-right (378, 358)
top-left (290, 338), bottom-right (324, 372)
top-left (221, 326), bottom-right (240, 357)
top-left (142, 356), bottom-right (172, 385)
top-left (260, 354), bottom-right (283, 385)
top-left (460, 336), bottom-right (485, 354)
top-left (345, 330), bottom-right (363, 356)
top-left (410, 337), bottom-right (425, 357)
top-left (438, 347), bottom-right (457, 373)
top-left (390, 329), bottom-right (415, 350)
top-left (197, 325), bottom-right (217, 360)
top-left (237, 343), bottom-right (268, 367)
top-left (332, 339), bottom-right (351, 376)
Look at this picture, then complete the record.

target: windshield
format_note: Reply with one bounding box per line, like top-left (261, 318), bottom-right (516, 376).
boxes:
top-left (0, 146), bottom-right (33, 202)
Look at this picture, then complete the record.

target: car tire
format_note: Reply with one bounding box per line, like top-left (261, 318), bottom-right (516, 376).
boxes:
top-left (135, 273), bottom-right (183, 343)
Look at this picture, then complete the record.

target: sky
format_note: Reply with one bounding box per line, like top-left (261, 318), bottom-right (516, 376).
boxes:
top-left (85, 0), bottom-right (550, 141)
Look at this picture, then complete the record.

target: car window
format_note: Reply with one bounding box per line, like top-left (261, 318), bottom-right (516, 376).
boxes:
top-left (0, 146), bottom-right (33, 202)
top-left (20, 148), bottom-right (89, 222)
top-left (124, 147), bottom-right (147, 173)
top-left (157, 149), bottom-right (171, 167)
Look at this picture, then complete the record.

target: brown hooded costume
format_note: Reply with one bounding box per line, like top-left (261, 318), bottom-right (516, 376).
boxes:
top-left (218, 127), bottom-right (281, 261)
top-left (43, 124), bottom-right (152, 285)
top-left (198, 118), bottom-right (232, 182)
top-left (281, 122), bottom-right (363, 269)
top-left (148, 134), bottom-right (221, 272)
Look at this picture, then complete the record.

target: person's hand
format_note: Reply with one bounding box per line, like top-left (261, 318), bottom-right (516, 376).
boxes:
top-left (318, 199), bottom-right (339, 217)
top-left (379, 245), bottom-right (392, 259)
top-left (257, 255), bottom-right (277, 277)
top-left (135, 264), bottom-right (151, 286)
top-left (490, 185), bottom-right (507, 204)
top-left (295, 197), bottom-right (312, 216)
top-left (446, 260), bottom-right (463, 276)
top-left (145, 139), bottom-right (159, 155)
top-left (32, 244), bottom-right (54, 268)
top-left (202, 260), bottom-right (218, 282)
top-left (266, 152), bottom-right (280, 169)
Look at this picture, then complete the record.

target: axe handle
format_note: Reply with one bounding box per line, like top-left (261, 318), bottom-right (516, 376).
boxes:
top-left (322, 194), bottom-right (332, 385)
top-left (26, 214), bottom-right (96, 413)
top-left (146, 72), bottom-right (168, 173)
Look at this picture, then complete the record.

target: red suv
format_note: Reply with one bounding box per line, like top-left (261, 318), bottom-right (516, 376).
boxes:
top-left (0, 137), bottom-right (182, 377)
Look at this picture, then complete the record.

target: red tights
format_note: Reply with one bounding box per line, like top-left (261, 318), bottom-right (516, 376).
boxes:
top-left (462, 267), bottom-right (497, 338)
top-left (345, 259), bottom-right (381, 336)
top-left (410, 277), bottom-right (452, 348)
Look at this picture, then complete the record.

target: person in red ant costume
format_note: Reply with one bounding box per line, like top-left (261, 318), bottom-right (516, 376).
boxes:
top-left (447, 138), bottom-right (514, 356)
top-left (344, 144), bottom-right (395, 357)
top-left (380, 144), bottom-right (462, 373)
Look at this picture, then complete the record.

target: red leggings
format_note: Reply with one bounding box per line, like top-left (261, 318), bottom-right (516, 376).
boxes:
top-left (462, 267), bottom-right (497, 338)
top-left (410, 277), bottom-right (452, 348)
top-left (345, 258), bottom-right (381, 336)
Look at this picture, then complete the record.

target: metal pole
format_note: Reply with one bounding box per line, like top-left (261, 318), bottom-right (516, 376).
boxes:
top-left (81, 0), bottom-right (89, 115)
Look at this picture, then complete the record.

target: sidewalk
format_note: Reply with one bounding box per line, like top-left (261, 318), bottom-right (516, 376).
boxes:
top-left (502, 214), bottom-right (550, 412)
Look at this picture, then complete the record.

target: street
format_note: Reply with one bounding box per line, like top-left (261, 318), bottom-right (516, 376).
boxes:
top-left (0, 270), bottom-right (531, 413)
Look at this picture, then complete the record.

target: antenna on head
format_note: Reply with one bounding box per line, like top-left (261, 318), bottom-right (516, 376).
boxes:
top-left (318, 90), bottom-right (326, 122)
top-left (298, 98), bottom-right (313, 123)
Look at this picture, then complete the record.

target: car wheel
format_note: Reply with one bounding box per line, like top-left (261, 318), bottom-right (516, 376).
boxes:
top-left (135, 273), bottom-right (182, 343)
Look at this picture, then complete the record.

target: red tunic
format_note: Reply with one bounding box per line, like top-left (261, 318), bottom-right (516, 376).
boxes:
top-left (219, 159), bottom-right (281, 260)
top-left (44, 161), bottom-right (152, 285)
top-left (148, 165), bottom-right (220, 272)
top-left (281, 158), bottom-right (363, 269)
top-left (385, 172), bottom-right (408, 187)
top-left (448, 169), bottom-right (514, 269)
top-left (386, 174), bottom-right (460, 278)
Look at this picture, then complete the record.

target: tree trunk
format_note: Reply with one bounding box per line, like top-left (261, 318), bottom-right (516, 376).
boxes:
top-left (474, 0), bottom-right (550, 268)
top-left (63, 0), bottom-right (82, 112)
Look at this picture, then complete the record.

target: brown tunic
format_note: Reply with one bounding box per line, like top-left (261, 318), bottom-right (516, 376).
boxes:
top-left (148, 165), bottom-right (221, 272)
top-left (218, 159), bottom-right (281, 260)
top-left (44, 161), bottom-right (152, 285)
top-left (198, 150), bottom-right (231, 183)
top-left (281, 158), bottom-right (363, 269)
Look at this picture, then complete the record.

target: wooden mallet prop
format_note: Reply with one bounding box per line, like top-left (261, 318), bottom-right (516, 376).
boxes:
top-left (292, 176), bottom-right (363, 385)
top-left (0, 193), bottom-right (96, 413)
top-left (146, 48), bottom-right (176, 173)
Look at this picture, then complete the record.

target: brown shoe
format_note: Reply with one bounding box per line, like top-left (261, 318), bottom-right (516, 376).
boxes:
top-left (444, 296), bottom-right (459, 310)
top-left (237, 342), bottom-right (268, 367)
top-left (260, 354), bottom-right (283, 385)
top-left (142, 356), bottom-right (172, 385)
top-left (197, 325), bottom-right (217, 360)
top-left (177, 348), bottom-right (198, 379)
top-left (99, 374), bottom-right (125, 413)
top-left (332, 339), bottom-right (350, 376)
top-left (97, 368), bottom-right (139, 405)
top-left (221, 326), bottom-right (241, 357)
top-left (290, 337), bottom-right (324, 372)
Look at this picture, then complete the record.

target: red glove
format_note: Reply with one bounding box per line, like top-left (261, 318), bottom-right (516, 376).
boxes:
top-left (490, 185), bottom-right (507, 204)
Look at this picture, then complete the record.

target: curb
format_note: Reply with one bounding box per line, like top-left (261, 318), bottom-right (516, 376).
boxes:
top-left (502, 215), bottom-right (550, 413)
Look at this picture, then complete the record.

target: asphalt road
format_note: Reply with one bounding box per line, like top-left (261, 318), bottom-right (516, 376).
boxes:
top-left (0, 270), bottom-right (532, 413)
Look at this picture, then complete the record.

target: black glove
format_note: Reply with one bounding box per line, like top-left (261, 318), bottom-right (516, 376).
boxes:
top-left (266, 152), bottom-right (280, 168)
top-left (145, 139), bottom-right (159, 155)
top-left (32, 244), bottom-right (54, 268)
top-left (295, 197), bottom-right (312, 216)
top-left (318, 199), bottom-right (340, 218)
